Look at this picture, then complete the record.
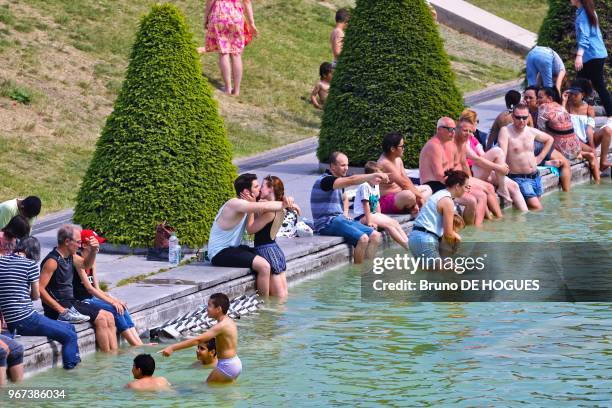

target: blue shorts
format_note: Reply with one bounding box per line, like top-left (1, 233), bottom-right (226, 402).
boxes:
top-left (319, 215), bottom-right (374, 247)
top-left (508, 173), bottom-right (543, 199)
top-left (0, 334), bottom-right (24, 367)
top-left (408, 229), bottom-right (440, 261)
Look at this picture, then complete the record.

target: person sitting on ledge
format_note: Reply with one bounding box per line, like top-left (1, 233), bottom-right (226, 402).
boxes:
top-left (377, 132), bottom-right (432, 216)
top-left (208, 173), bottom-right (298, 297)
top-left (419, 117), bottom-right (485, 226)
top-left (0, 237), bottom-right (81, 370)
top-left (40, 224), bottom-right (119, 353)
top-left (498, 103), bottom-right (554, 210)
top-left (73, 229), bottom-right (144, 346)
top-left (453, 117), bottom-right (504, 220)
top-left (126, 354), bottom-right (171, 392)
top-left (311, 152), bottom-right (388, 264)
top-left (0, 215), bottom-right (30, 256)
top-left (246, 175), bottom-right (299, 300)
top-left (0, 334), bottom-right (24, 386)
top-left (0, 196), bottom-right (41, 232)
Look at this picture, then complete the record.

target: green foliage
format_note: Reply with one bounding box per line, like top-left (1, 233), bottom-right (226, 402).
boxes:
top-left (317, 0), bottom-right (464, 167)
top-left (538, 0), bottom-right (611, 88)
top-left (0, 79), bottom-right (35, 104)
top-left (73, 4), bottom-right (237, 248)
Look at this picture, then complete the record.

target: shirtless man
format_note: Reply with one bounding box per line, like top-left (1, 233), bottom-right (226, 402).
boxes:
top-left (498, 103), bottom-right (554, 210)
top-left (126, 354), bottom-right (171, 392)
top-left (207, 174), bottom-right (297, 297)
top-left (161, 293), bottom-right (241, 384)
top-left (420, 117), bottom-right (485, 226)
top-left (377, 132), bottom-right (432, 215)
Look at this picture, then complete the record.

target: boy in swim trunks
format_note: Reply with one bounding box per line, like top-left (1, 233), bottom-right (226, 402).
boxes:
top-left (161, 293), bottom-right (241, 383)
top-left (126, 354), bottom-right (171, 392)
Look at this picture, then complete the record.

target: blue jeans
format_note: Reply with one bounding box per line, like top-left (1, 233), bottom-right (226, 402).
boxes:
top-left (0, 334), bottom-right (24, 367)
top-left (319, 215), bottom-right (374, 247)
top-left (526, 46), bottom-right (554, 88)
top-left (83, 297), bottom-right (135, 333)
top-left (7, 312), bottom-right (80, 369)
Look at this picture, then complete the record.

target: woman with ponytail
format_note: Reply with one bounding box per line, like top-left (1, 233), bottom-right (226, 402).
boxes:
top-left (408, 170), bottom-right (470, 262)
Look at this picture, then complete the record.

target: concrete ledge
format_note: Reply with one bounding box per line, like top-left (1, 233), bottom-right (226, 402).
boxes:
top-left (430, 0), bottom-right (536, 55)
top-left (16, 154), bottom-right (610, 377)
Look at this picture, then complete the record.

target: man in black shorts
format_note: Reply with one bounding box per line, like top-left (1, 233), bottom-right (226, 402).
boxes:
top-left (40, 224), bottom-right (118, 352)
top-left (207, 174), bottom-right (296, 297)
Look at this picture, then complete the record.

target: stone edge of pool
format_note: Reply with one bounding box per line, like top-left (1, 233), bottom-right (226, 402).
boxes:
top-left (17, 156), bottom-right (609, 378)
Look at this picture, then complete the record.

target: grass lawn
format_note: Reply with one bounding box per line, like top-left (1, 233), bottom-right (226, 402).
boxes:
top-left (0, 0), bottom-right (523, 214)
top-left (467, 0), bottom-right (549, 34)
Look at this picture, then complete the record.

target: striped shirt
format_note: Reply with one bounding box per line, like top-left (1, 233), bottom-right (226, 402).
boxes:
top-left (0, 254), bottom-right (40, 323)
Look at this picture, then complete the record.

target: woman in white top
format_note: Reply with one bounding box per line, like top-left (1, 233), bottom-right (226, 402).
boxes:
top-left (408, 170), bottom-right (469, 262)
top-left (563, 78), bottom-right (611, 173)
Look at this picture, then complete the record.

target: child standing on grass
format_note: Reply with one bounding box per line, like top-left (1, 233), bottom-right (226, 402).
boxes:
top-left (161, 293), bottom-right (241, 384)
top-left (354, 162), bottom-right (409, 250)
top-left (310, 62), bottom-right (333, 110)
top-left (330, 8), bottom-right (349, 67)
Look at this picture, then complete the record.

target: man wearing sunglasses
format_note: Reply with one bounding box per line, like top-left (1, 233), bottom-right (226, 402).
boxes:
top-left (497, 103), bottom-right (554, 210)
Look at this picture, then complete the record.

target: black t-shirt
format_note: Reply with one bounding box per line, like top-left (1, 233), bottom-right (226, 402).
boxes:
top-left (320, 170), bottom-right (337, 192)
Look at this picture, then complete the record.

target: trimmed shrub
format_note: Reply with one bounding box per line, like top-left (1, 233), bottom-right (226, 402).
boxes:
top-left (73, 4), bottom-right (237, 248)
top-left (317, 0), bottom-right (464, 167)
top-left (538, 0), bottom-right (611, 88)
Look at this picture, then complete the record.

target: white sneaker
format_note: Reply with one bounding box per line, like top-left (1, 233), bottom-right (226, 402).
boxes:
top-left (58, 307), bottom-right (90, 324)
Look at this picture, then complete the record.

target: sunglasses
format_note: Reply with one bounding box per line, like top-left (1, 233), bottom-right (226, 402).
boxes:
top-left (441, 126), bottom-right (456, 132)
top-left (513, 115), bottom-right (529, 121)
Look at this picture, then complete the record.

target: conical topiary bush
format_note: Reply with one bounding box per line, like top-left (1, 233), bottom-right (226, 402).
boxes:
top-left (317, 0), bottom-right (464, 167)
top-left (73, 4), bottom-right (237, 248)
top-left (538, 0), bottom-right (611, 88)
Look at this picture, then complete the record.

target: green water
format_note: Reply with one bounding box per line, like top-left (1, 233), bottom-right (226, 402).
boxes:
top-left (5, 181), bottom-right (611, 407)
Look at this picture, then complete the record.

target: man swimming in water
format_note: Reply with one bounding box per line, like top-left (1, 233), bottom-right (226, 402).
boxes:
top-left (125, 354), bottom-right (171, 392)
top-left (192, 338), bottom-right (218, 368)
top-left (161, 293), bottom-right (241, 383)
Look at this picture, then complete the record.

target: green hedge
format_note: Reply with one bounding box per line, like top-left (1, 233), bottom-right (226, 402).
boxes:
top-left (317, 0), bottom-right (464, 167)
top-left (73, 4), bottom-right (237, 248)
top-left (538, 0), bottom-right (611, 89)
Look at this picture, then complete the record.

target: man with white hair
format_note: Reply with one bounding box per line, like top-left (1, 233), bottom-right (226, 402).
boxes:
top-left (419, 117), bottom-right (484, 225)
top-left (40, 224), bottom-right (119, 352)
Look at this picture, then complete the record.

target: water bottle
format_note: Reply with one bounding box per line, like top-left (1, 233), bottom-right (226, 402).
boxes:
top-left (169, 233), bottom-right (180, 266)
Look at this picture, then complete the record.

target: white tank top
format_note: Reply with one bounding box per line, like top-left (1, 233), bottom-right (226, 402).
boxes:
top-left (414, 189), bottom-right (451, 237)
top-left (207, 202), bottom-right (247, 260)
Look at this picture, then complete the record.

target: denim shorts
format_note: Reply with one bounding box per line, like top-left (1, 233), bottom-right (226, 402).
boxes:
top-left (508, 173), bottom-right (543, 199)
top-left (83, 297), bottom-right (135, 333)
top-left (0, 334), bottom-right (24, 367)
top-left (408, 229), bottom-right (441, 261)
top-left (319, 215), bottom-right (374, 247)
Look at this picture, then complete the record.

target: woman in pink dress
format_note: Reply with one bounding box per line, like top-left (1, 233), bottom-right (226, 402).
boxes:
top-left (200, 0), bottom-right (257, 96)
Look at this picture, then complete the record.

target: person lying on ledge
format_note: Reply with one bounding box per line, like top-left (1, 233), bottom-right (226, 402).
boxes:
top-left (310, 152), bottom-right (389, 264)
top-left (207, 174), bottom-right (298, 297)
top-left (126, 354), bottom-right (171, 392)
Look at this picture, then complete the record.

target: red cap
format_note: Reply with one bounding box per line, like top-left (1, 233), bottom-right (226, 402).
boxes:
top-left (81, 229), bottom-right (106, 244)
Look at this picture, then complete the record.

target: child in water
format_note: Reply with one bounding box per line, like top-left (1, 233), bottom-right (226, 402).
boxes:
top-left (161, 293), bottom-right (241, 383)
top-left (125, 354), bottom-right (171, 392)
top-left (310, 62), bottom-right (333, 110)
top-left (193, 338), bottom-right (217, 368)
